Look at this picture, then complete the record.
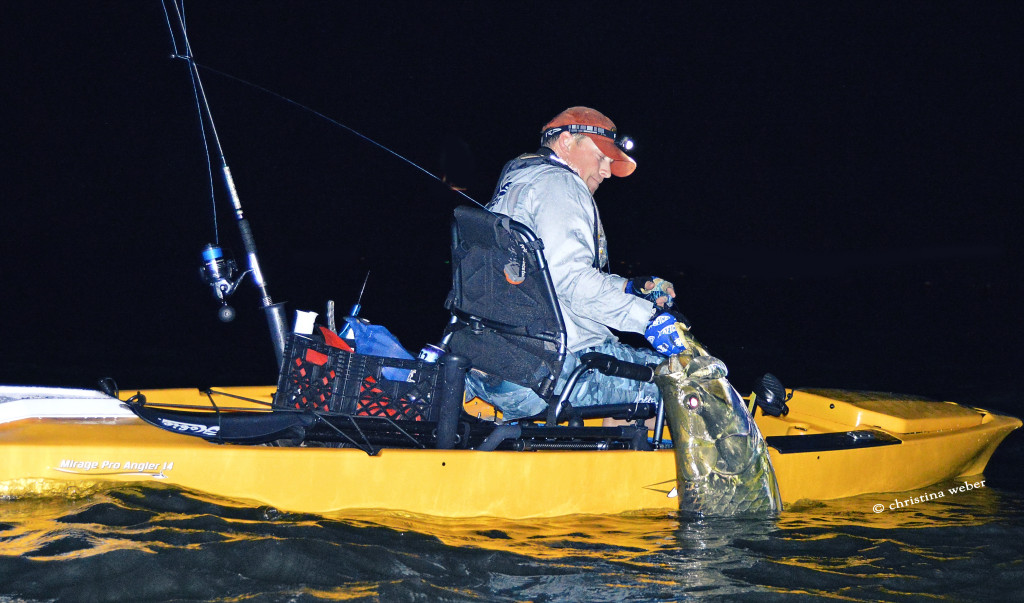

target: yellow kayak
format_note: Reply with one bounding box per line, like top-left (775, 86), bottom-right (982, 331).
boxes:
top-left (0, 384), bottom-right (1017, 519)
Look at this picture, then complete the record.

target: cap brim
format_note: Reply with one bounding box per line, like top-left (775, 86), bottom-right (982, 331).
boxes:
top-left (588, 134), bottom-right (636, 177)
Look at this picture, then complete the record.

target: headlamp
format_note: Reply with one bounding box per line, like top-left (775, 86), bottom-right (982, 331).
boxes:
top-left (541, 124), bottom-right (636, 155)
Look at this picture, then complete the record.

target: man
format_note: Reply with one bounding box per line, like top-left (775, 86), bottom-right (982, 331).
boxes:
top-left (464, 106), bottom-right (689, 420)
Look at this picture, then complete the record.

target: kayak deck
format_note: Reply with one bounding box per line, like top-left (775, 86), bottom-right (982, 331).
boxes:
top-left (0, 385), bottom-right (1019, 518)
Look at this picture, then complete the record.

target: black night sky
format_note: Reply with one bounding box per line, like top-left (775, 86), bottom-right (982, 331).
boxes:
top-left (1, 3), bottom-right (1020, 412)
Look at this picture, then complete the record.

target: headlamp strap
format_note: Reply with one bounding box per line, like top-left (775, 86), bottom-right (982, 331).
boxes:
top-left (541, 123), bottom-right (617, 142)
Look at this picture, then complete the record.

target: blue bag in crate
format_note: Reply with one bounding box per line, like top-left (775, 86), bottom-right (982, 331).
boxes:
top-left (343, 317), bottom-right (414, 381)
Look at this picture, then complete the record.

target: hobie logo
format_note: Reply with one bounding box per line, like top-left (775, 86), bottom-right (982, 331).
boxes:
top-left (159, 418), bottom-right (220, 437)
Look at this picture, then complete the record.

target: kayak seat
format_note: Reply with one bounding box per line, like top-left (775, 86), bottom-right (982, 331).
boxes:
top-left (442, 205), bottom-right (660, 431)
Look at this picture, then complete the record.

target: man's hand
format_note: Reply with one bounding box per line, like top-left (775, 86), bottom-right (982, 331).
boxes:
top-left (626, 276), bottom-right (676, 308)
top-left (645, 308), bottom-right (691, 356)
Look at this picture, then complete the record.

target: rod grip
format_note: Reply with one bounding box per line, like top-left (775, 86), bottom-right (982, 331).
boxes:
top-left (264, 302), bottom-right (289, 370)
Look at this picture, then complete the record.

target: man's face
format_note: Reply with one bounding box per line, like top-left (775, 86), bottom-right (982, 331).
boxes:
top-left (562, 134), bottom-right (613, 194)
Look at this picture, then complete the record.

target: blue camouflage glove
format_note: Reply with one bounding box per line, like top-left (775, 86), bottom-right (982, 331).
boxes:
top-left (645, 308), bottom-right (691, 356)
top-left (626, 276), bottom-right (675, 308)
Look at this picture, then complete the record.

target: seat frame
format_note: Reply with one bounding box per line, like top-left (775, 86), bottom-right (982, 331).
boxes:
top-left (442, 206), bottom-right (667, 446)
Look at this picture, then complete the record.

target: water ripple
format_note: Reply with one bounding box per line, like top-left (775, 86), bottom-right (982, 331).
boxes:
top-left (2, 471), bottom-right (1023, 601)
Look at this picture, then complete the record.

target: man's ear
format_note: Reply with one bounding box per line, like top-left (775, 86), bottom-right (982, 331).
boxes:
top-left (557, 130), bottom-right (576, 151)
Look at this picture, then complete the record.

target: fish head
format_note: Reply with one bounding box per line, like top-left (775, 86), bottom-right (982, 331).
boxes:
top-left (655, 355), bottom-right (753, 476)
top-left (655, 350), bottom-right (782, 517)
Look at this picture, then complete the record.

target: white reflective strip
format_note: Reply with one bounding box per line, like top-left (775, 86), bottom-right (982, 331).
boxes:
top-left (0, 386), bottom-right (134, 424)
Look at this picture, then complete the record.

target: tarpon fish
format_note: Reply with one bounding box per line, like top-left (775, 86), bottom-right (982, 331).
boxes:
top-left (654, 333), bottom-right (781, 517)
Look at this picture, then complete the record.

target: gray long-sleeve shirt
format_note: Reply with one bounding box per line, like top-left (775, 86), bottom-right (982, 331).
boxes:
top-left (487, 150), bottom-right (656, 352)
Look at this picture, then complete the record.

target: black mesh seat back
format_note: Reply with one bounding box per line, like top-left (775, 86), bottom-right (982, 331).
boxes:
top-left (446, 206), bottom-right (567, 398)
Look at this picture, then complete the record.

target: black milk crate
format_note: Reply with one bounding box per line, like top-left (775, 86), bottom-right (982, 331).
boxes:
top-left (274, 333), bottom-right (444, 422)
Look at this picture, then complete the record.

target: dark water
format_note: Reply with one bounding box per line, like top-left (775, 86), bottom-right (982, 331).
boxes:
top-left (2, 428), bottom-right (1022, 602)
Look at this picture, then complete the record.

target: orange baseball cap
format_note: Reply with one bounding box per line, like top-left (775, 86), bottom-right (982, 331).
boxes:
top-left (540, 106), bottom-right (637, 177)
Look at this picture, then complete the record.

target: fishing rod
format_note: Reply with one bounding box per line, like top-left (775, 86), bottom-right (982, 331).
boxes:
top-left (159, 1), bottom-right (501, 371)
top-left (190, 62), bottom-right (488, 211)
top-left (162, 0), bottom-right (288, 368)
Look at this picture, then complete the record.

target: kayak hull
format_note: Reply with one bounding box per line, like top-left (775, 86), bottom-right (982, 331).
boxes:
top-left (1, 385), bottom-right (1019, 518)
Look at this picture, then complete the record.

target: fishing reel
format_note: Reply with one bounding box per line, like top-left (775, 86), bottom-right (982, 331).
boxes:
top-left (199, 243), bottom-right (249, 322)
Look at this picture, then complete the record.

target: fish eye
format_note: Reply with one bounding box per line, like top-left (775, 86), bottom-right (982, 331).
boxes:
top-left (685, 394), bottom-right (700, 410)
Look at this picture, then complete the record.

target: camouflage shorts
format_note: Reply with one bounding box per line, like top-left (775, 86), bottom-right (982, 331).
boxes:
top-left (464, 340), bottom-right (663, 420)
